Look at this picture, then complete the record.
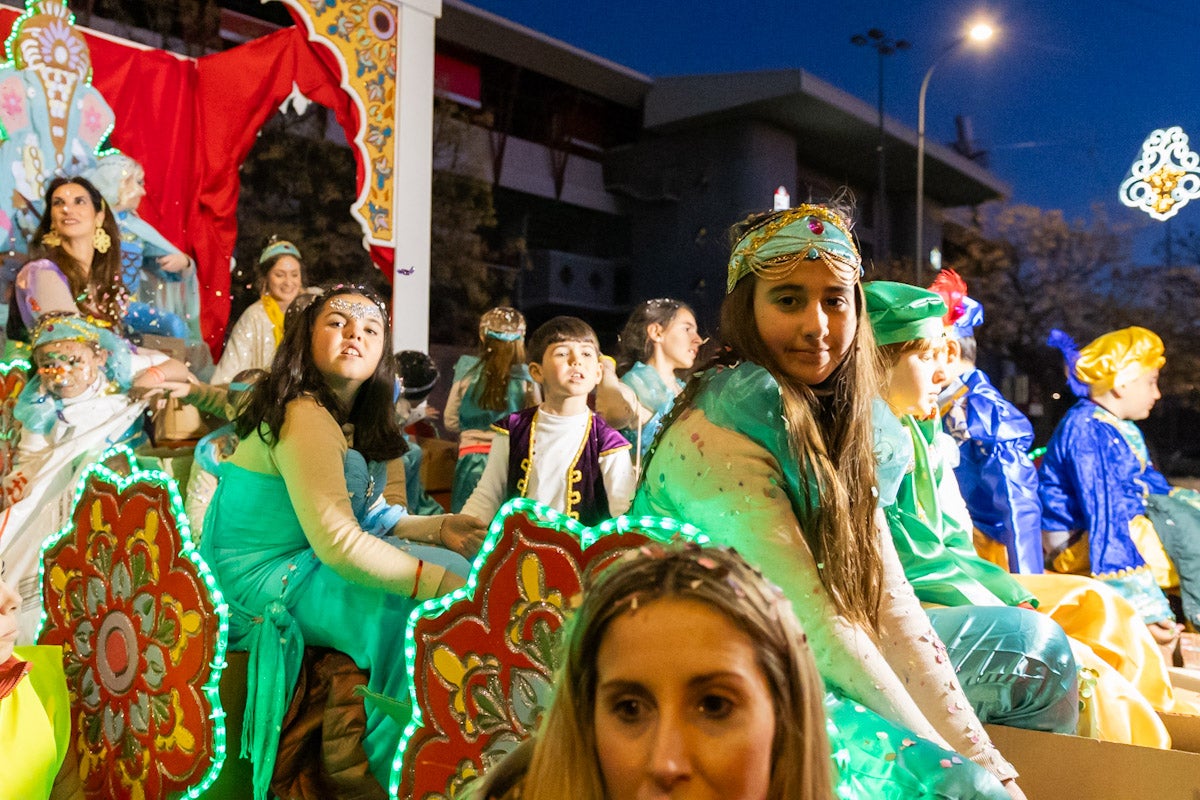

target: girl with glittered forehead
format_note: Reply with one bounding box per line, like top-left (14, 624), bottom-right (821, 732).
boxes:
top-left (199, 284), bottom-right (487, 799)
top-left (630, 199), bottom-right (1052, 799)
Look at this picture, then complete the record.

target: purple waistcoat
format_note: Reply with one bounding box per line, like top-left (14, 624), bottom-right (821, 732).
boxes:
top-left (494, 406), bottom-right (630, 525)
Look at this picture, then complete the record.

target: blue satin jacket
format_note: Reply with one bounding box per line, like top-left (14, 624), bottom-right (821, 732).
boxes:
top-left (939, 369), bottom-right (1044, 574)
top-left (1038, 399), bottom-right (1170, 577)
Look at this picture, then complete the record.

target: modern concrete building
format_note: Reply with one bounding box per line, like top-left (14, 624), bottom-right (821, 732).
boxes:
top-left (83, 0), bottom-right (1008, 339)
top-left (433, 0), bottom-right (1009, 335)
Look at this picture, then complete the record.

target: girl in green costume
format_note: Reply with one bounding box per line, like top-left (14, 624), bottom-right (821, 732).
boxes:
top-left (632, 202), bottom-right (1075, 799)
top-left (867, 281), bottom-right (1178, 748)
top-left (201, 285), bottom-right (487, 799)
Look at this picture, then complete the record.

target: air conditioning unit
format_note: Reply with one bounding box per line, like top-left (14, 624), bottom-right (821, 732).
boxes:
top-left (523, 249), bottom-right (619, 309)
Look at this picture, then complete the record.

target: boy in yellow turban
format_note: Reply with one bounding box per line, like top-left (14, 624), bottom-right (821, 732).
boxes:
top-left (1040, 326), bottom-right (1200, 648)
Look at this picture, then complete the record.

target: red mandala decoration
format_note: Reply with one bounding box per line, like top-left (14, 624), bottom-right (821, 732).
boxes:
top-left (396, 503), bottom-right (698, 800)
top-left (39, 458), bottom-right (225, 800)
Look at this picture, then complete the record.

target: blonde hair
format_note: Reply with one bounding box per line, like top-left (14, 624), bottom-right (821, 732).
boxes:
top-left (876, 337), bottom-right (944, 398)
top-left (472, 544), bottom-right (834, 800)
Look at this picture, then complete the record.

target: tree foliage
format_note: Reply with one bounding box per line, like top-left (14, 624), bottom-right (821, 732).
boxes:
top-left (932, 203), bottom-right (1200, 408)
top-left (429, 98), bottom-right (521, 346)
top-left (233, 107), bottom-right (382, 327)
top-left (69, 0), bottom-right (221, 55)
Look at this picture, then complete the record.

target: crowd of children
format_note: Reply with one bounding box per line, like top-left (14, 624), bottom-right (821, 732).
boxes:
top-left (5, 185), bottom-right (1200, 800)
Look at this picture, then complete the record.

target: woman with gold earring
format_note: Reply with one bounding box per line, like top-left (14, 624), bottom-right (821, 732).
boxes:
top-left (8, 176), bottom-right (126, 343)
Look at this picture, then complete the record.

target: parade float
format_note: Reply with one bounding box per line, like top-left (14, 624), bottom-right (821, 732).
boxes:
top-left (2, 2), bottom-right (1200, 798)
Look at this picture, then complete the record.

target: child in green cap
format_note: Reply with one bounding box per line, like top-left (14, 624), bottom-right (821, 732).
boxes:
top-left (867, 280), bottom-right (1190, 746)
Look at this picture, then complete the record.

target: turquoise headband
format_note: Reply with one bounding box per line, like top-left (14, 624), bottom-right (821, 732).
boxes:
top-left (259, 240), bottom-right (302, 265)
top-left (728, 205), bottom-right (862, 293)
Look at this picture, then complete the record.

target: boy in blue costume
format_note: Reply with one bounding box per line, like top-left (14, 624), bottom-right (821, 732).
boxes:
top-left (930, 270), bottom-right (1044, 574)
top-left (1040, 326), bottom-right (1200, 646)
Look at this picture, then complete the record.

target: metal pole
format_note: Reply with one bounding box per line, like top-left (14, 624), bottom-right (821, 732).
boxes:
top-left (852, 30), bottom-right (908, 265)
top-left (915, 39), bottom-right (964, 286)
top-left (877, 49), bottom-right (887, 263)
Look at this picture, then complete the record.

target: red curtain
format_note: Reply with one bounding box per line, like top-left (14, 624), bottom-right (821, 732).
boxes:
top-left (0, 9), bottom-right (392, 354)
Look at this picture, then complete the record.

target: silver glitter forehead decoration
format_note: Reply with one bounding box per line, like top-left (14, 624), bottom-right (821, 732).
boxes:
top-left (327, 297), bottom-right (384, 321)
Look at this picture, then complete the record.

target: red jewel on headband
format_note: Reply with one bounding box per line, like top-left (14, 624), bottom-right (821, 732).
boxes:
top-left (807, 217), bottom-right (825, 235)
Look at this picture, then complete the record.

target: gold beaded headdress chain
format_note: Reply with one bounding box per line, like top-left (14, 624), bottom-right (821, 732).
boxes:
top-left (727, 205), bottom-right (862, 293)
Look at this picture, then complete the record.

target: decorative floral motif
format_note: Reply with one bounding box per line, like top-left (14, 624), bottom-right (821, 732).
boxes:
top-left (10, 1), bottom-right (98, 171)
top-left (394, 500), bottom-right (704, 800)
top-left (280, 0), bottom-right (397, 246)
top-left (0, 83), bottom-right (26, 120)
top-left (0, 360), bottom-right (30, 503)
top-left (1119, 126), bottom-right (1200, 221)
top-left (39, 450), bottom-right (226, 800)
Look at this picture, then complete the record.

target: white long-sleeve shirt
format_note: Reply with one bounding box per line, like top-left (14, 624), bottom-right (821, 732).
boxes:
top-left (461, 407), bottom-right (635, 523)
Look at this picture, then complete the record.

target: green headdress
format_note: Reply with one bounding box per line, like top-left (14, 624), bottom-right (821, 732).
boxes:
top-left (727, 204), bottom-right (862, 293)
top-left (864, 281), bottom-right (948, 346)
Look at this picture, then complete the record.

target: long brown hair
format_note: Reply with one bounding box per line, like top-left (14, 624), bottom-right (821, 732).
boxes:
top-left (33, 176), bottom-right (125, 330)
top-left (713, 203), bottom-right (884, 633)
top-left (719, 277), bottom-right (883, 631)
top-left (470, 544), bottom-right (834, 800)
top-left (235, 283), bottom-right (406, 462)
top-left (474, 307), bottom-right (527, 411)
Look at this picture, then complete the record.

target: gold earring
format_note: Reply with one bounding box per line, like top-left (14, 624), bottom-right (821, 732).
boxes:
top-left (93, 225), bottom-right (111, 254)
top-left (41, 230), bottom-right (62, 247)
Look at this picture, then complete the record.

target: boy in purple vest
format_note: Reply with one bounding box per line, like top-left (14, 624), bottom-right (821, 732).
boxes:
top-left (461, 316), bottom-right (635, 525)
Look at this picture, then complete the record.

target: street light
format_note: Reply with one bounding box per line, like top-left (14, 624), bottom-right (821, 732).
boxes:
top-left (852, 28), bottom-right (910, 264)
top-left (915, 20), bottom-right (995, 286)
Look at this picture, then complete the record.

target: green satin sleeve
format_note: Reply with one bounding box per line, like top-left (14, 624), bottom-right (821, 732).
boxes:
top-left (887, 413), bottom-right (1035, 609)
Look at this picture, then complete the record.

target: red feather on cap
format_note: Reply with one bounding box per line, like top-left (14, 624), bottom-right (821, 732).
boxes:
top-left (928, 269), bottom-right (968, 325)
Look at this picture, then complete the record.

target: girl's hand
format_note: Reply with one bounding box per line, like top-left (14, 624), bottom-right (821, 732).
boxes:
top-left (157, 253), bottom-right (192, 273)
top-left (438, 513), bottom-right (488, 558)
top-left (130, 379), bottom-right (195, 400)
top-left (1001, 779), bottom-right (1026, 800)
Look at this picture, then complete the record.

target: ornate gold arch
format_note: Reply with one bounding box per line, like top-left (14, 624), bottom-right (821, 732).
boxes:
top-left (275, 0), bottom-right (398, 247)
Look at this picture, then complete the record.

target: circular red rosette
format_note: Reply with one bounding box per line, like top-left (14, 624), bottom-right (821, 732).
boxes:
top-left (41, 469), bottom-right (221, 800)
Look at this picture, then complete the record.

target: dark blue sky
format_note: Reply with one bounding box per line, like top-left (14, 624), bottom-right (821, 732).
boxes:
top-left (467, 0), bottom-right (1200, 263)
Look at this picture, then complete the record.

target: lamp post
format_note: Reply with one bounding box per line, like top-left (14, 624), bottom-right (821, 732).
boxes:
top-left (915, 21), bottom-right (995, 285)
top-left (852, 29), bottom-right (909, 264)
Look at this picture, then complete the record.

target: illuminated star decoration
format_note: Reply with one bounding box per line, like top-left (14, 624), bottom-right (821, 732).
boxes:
top-left (1119, 126), bottom-right (1200, 221)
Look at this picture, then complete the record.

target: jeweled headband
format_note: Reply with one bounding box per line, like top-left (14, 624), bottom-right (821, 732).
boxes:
top-left (727, 205), bottom-right (862, 294)
top-left (327, 296), bottom-right (384, 321)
